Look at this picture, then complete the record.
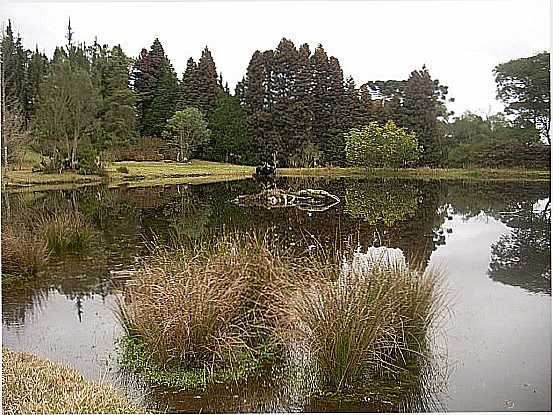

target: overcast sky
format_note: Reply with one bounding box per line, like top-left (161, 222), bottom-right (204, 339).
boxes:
top-left (1, 0), bottom-right (550, 117)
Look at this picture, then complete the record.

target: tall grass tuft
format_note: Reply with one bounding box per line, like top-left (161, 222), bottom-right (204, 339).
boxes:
top-left (118, 233), bottom-right (295, 371)
top-left (38, 210), bottom-right (93, 255)
top-left (1, 225), bottom-right (48, 276)
top-left (277, 249), bottom-right (444, 391)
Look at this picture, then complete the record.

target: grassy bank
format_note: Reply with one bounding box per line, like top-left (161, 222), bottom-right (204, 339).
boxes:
top-left (2, 348), bottom-right (144, 414)
top-left (3, 160), bottom-right (549, 192)
top-left (279, 166), bottom-right (551, 181)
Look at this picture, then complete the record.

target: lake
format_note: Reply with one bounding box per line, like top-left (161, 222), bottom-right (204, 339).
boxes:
top-left (2, 177), bottom-right (551, 412)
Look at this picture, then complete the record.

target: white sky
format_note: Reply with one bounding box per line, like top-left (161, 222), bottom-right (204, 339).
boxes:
top-left (1, 0), bottom-right (550, 117)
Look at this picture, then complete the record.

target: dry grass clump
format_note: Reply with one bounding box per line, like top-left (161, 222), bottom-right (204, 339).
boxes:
top-left (2, 348), bottom-right (144, 414)
top-left (119, 234), bottom-right (444, 393)
top-left (119, 234), bottom-right (296, 369)
top-left (37, 210), bottom-right (93, 255)
top-left (276, 249), bottom-right (444, 391)
top-left (1, 224), bottom-right (48, 276)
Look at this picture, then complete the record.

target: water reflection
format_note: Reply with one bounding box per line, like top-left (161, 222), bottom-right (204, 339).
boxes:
top-left (1, 177), bottom-right (550, 412)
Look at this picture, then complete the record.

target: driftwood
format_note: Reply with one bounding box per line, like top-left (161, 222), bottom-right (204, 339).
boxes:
top-left (233, 188), bottom-right (340, 212)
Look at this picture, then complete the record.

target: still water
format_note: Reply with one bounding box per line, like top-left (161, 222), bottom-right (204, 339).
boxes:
top-left (2, 177), bottom-right (551, 412)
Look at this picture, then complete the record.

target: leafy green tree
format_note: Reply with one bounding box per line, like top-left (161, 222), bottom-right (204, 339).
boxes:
top-left (163, 107), bottom-right (210, 161)
top-left (494, 52), bottom-right (550, 144)
top-left (32, 59), bottom-right (101, 169)
top-left (207, 93), bottom-right (250, 163)
top-left (345, 121), bottom-right (420, 168)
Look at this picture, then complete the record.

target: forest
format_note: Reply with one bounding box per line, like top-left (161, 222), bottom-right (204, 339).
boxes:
top-left (1, 20), bottom-right (550, 174)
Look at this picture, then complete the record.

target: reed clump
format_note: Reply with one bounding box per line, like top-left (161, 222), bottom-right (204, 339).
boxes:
top-left (118, 233), bottom-right (296, 378)
top-left (119, 235), bottom-right (444, 393)
top-left (277, 249), bottom-right (444, 392)
top-left (1, 224), bottom-right (48, 276)
top-left (38, 210), bottom-right (93, 254)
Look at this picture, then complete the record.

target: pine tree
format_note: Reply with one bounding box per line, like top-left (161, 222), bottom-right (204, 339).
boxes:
top-left (402, 66), bottom-right (441, 166)
top-left (132, 38), bottom-right (179, 136)
top-left (179, 57), bottom-right (200, 110)
top-left (26, 46), bottom-right (49, 123)
top-left (93, 44), bottom-right (137, 146)
top-left (1, 20), bottom-right (28, 116)
top-left (208, 93), bottom-right (250, 163)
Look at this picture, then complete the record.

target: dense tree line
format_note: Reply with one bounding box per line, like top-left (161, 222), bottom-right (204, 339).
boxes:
top-left (1, 20), bottom-right (549, 171)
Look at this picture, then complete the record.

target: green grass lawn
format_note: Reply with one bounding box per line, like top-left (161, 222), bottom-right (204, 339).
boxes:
top-left (279, 166), bottom-right (551, 181)
top-left (2, 159), bottom-right (549, 192)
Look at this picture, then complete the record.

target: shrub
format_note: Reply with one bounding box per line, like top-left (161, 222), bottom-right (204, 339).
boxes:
top-left (345, 121), bottom-right (421, 168)
top-left (116, 166), bottom-right (129, 174)
top-left (102, 137), bottom-right (170, 162)
top-left (77, 145), bottom-right (106, 176)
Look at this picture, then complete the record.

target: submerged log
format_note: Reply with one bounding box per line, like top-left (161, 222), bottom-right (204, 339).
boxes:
top-left (233, 188), bottom-right (340, 212)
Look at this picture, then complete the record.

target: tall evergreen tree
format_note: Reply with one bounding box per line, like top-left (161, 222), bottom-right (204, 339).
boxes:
top-left (26, 46), bottom-right (49, 122)
top-left (132, 38), bottom-right (178, 136)
top-left (180, 47), bottom-right (220, 116)
top-left (91, 43), bottom-right (137, 146)
top-left (402, 66), bottom-right (441, 166)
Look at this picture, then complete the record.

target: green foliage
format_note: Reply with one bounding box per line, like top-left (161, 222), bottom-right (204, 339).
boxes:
top-left (494, 52), bottom-right (550, 143)
top-left (207, 93), bottom-right (251, 163)
top-left (77, 145), bottom-right (106, 176)
top-left (445, 112), bottom-right (548, 168)
top-left (163, 107), bottom-right (210, 161)
top-left (133, 39), bottom-right (179, 137)
top-left (32, 59), bottom-right (101, 169)
top-left (345, 121), bottom-right (420, 168)
top-left (91, 44), bottom-right (138, 148)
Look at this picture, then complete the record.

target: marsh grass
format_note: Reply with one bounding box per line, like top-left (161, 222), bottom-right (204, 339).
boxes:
top-left (2, 348), bottom-right (143, 414)
top-left (118, 233), bottom-right (445, 394)
top-left (276, 252), bottom-right (445, 392)
top-left (118, 233), bottom-right (295, 377)
top-left (37, 210), bottom-right (93, 254)
top-left (1, 224), bottom-right (48, 276)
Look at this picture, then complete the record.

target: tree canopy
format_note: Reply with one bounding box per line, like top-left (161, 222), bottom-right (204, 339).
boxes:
top-left (494, 52), bottom-right (550, 144)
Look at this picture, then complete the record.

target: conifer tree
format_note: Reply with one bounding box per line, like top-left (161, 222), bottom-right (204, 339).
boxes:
top-left (132, 38), bottom-right (179, 136)
top-left (26, 46), bottom-right (49, 121)
top-left (91, 43), bottom-right (137, 146)
top-left (402, 66), bottom-right (441, 166)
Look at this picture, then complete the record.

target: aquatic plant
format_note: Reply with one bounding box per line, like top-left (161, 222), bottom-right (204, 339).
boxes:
top-left (1, 224), bottom-right (48, 276)
top-left (118, 233), bottom-right (294, 375)
top-left (38, 210), bottom-right (93, 254)
top-left (277, 246), bottom-right (444, 392)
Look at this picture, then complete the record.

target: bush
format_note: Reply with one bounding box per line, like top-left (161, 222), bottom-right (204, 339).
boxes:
top-left (102, 137), bottom-right (170, 162)
top-left (77, 145), bottom-right (106, 176)
top-left (345, 121), bottom-right (421, 168)
top-left (447, 140), bottom-right (551, 169)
